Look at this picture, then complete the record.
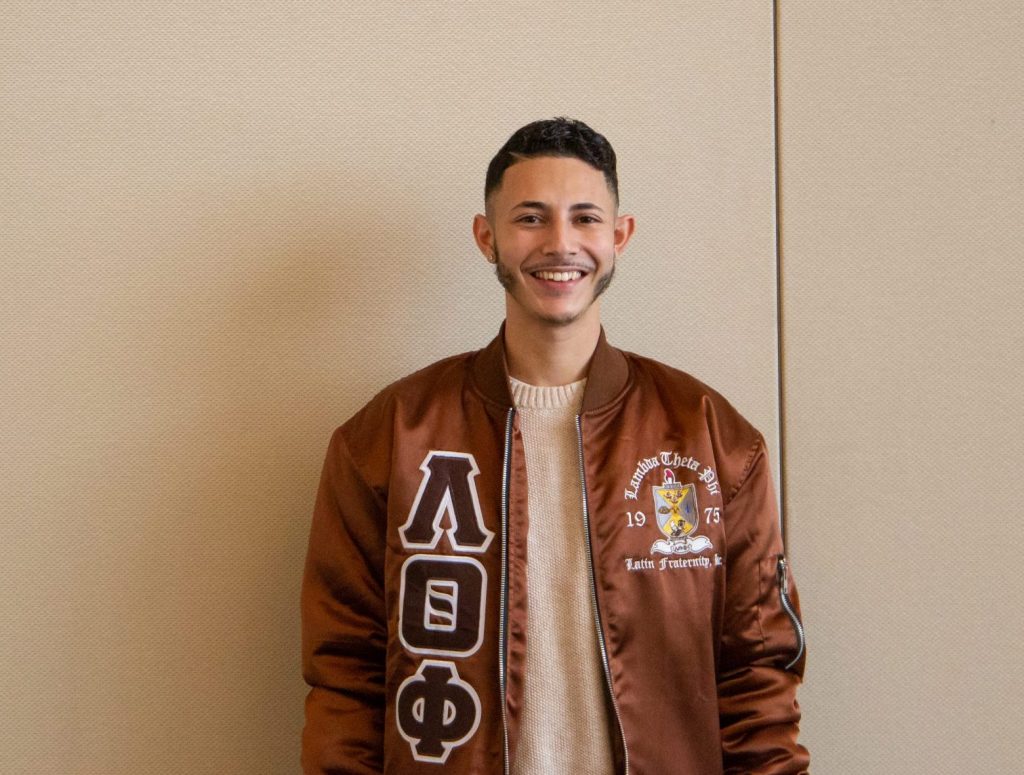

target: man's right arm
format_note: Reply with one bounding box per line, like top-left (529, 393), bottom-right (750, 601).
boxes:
top-left (301, 426), bottom-right (388, 775)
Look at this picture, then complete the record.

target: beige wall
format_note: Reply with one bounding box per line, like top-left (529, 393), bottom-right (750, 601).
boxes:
top-left (780, 1), bottom-right (1024, 772)
top-left (5, 1), bottom-right (1021, 772)
top-left (1, 2), bottom-right (779, 772)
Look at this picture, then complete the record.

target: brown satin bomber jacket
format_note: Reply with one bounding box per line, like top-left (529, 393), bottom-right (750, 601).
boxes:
top-left (301, 328), bottom-right (809, 775)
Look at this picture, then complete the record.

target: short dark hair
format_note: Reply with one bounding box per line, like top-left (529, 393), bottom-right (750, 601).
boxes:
top-left (484, 117), bottom-right (619, 205)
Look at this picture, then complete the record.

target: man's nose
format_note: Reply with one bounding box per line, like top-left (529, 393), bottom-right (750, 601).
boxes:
top-left (541, 219), bottom-right (579, 257)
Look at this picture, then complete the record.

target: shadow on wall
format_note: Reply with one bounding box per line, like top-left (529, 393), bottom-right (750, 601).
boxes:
top-left (70, 173), bottom-right (443, 773)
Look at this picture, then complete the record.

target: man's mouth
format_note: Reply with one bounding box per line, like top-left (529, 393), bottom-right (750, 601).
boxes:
top-left (530, 269), bottom-right (586, 283)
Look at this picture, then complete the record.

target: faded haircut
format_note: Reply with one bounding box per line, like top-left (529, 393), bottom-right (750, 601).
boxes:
top-left (484, 117), bottom-right (619, 206)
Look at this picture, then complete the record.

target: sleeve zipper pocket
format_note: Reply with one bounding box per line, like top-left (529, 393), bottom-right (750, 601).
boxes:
top-left (776, 554), bottom-right (806, 671)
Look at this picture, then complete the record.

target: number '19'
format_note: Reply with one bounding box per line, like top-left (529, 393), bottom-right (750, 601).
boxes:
top-left (626, 511), bottom-right (647, 527)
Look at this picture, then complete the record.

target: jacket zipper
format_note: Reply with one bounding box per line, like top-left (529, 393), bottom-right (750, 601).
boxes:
top-left (776, 554), bottom-right (806, 670)
top-left (575, 415), bottom-right (630, 775)
top-left (499, 408), bottom-right (515, 775)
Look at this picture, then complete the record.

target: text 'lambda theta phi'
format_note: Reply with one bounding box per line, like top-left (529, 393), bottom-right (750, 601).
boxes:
top-left (399, 452), bottom-right (494, 552)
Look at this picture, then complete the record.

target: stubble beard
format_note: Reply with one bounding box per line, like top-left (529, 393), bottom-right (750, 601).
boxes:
top-left (492, 245), bottom-right (616, 327)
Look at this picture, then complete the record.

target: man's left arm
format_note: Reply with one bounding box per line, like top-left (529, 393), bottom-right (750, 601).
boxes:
top-left (718, 436), bottom-right (809, 774)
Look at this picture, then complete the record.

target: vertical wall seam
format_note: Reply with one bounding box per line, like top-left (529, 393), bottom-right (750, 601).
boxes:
top-left (771, 0), bottom-right (789, 545)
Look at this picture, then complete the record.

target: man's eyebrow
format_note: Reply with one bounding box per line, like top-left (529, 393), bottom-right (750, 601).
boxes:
top-left (510, 201), bottom-right (606, 213)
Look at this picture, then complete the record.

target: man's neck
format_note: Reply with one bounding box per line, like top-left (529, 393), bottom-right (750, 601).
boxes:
top-left (503, 312), bottom-right (601, 387)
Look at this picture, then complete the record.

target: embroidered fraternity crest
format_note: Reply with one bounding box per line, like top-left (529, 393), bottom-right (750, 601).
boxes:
top-left (650, 469), bottom-right (714, 556)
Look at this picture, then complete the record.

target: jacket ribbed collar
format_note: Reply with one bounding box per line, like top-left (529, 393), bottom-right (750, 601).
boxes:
top-left (471, 323), bottom-right (631, 413)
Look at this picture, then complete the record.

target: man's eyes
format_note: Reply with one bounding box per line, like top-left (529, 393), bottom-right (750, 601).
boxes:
top-left (514, 214), bottom-right (602, 225)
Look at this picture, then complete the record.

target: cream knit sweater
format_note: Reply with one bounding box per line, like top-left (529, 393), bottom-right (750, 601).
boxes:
top-left (508, 377), bottom-right (615, 775)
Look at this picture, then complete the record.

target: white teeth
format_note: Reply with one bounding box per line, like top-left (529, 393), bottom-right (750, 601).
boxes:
top-left (535, 270), bottom-right (582, 282)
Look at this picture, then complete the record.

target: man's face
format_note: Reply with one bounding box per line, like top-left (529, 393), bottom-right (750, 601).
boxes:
top-left (473, 155), bottom-right (634, 330)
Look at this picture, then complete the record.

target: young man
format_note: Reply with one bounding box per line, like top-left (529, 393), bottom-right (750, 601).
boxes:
top-left (301, 118), bottom-right (808, 774)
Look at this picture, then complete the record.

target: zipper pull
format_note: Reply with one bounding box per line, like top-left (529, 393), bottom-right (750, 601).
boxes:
top-left (775, 553), bottom-right (806, 670)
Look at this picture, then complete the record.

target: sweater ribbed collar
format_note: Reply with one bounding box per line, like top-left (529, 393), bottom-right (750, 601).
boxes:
top-left (508, 377), bottom-right (587, 411)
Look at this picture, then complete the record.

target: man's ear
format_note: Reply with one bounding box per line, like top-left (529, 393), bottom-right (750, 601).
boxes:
top-left (472, 213), bottom-right (497, 263)
top-left (613, 214), bottom-right (636, 257)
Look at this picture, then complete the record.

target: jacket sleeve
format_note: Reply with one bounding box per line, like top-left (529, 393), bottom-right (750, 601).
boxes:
top-left (301, 426), bottom-right (388, 774)
top-left (718, 437), bottom-right (809, 774)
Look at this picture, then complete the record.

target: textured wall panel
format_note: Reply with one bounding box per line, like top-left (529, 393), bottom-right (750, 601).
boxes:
top-left (779, 1), bottom-right (1024, 771)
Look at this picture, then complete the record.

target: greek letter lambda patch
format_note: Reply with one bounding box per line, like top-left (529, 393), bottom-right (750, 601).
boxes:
top-left (399, 451), bottom-right (494, 553)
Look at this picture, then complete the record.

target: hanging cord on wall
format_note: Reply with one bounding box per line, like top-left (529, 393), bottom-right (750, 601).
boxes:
top-left (771, 0), bottom-right (790, 547)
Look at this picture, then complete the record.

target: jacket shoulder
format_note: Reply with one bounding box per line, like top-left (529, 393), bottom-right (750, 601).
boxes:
top-left (335, 350), bottom-right (477, 464)
top-left (622, 351), bottom-right (767, 501)
top-left (374, 350), bottom-right (476, 406)
top-left (623, 352), bottom-right (757, 427)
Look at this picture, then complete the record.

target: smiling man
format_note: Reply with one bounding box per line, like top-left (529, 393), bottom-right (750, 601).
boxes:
top-left (301, 118), bottom-right (809, 774)
top-left (472, 150), bottom-right (633, 388)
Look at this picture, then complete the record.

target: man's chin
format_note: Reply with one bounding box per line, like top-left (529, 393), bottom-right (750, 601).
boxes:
top-left (507, 298), bottom-right (600, 329)
top-left (536, 309), bottom-right (588, 327)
